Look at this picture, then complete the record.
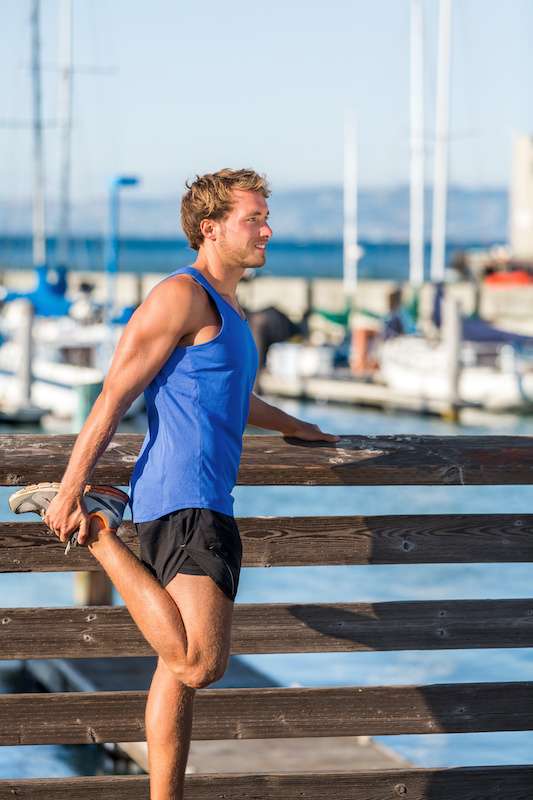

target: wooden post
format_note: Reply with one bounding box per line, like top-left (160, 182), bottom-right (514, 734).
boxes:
top-left (442, 293), bottom-right (461, 422)
top-left (73, 568), bottom-right (113, 606)
top-left (73, 380), bottom-right (113, 606)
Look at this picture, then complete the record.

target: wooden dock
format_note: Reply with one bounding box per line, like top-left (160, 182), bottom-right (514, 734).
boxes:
top-left (23, 656), bottom-right (409, 775)
top-left (259, 368), bottom-right (465, 416)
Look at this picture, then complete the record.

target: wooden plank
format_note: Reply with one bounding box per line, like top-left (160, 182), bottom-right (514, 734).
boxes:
top-left (1, 766), bottom-right (533, 800)
top-left (2, 513), bottom-right (533, 572)
top-left (1, 682), bottom-right (532, 744)
top-left (2, 433), bottom-right (533, 486)
top-left (2, 599), bottom-right (533, 659)
top-left (0, 522), bottom-right (139, 572)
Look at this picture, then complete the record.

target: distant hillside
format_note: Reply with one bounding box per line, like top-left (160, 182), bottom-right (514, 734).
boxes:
top-left (268, 186), bottom-right (507, 243)
top-left (0, 185), bottom-right (508, 243)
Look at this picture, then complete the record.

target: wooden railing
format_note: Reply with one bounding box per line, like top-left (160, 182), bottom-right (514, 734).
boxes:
top-left (1, 433), bottom-right (533, 798)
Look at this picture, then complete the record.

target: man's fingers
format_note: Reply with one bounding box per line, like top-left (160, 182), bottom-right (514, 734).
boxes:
top-left (313, 429), bottom-right (341, 442)
top-left (76, 516), bottom-right (89, 546)
top-left (44, 512), bottom-right (85, 543)
top-left (43, 514), bottom-right (60, 539)
top-left (285, 424), bottom-right (340, 442)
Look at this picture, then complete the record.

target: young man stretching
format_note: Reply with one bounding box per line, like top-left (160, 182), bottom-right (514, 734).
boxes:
top-left (38, 169), bottom-right (339, 799)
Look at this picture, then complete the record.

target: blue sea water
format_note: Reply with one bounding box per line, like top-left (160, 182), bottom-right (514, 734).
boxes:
top-left (1, 400), bottom-right (533, 778)
top-left (0, 235), bottom-right (490, 281)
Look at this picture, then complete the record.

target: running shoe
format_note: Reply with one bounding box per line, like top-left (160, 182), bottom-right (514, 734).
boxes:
top-left (8, 482), bottom-right (129, 554)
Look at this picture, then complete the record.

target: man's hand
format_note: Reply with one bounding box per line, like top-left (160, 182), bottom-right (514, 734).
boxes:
top-left (43, 490), bottom-right (91, 546)
top-left (282, 419), bottom-right (340, 442)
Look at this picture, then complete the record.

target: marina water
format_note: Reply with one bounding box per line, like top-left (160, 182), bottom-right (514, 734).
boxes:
top-left (1, 399), bottom-right (533, 778)
top-left (0, 236), bottom-right (491, 281)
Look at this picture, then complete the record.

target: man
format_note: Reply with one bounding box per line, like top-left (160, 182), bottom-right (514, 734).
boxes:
top-left (41, 168), bottom-right (339, 799)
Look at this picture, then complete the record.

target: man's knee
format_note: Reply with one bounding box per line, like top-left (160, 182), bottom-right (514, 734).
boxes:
top-left (164, 649), bottom-right (229, 688)
top-left (182, 652), bottom-right (229, 689)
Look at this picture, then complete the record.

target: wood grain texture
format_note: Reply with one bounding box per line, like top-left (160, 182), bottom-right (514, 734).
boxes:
top-left (2, 433), bottom-right (533, 485)
top-left (2, 513), bottom-right (533, 572)
top-left (1, 682), bottom-right (532, 744)
top-left (1, 766), bottom-right (533, 800)
top-left (2, 600), bottom-right (533, 659)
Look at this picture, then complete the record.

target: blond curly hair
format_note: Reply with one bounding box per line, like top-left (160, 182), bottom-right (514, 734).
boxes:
top-left (180, 168), bottom-right (270, 250)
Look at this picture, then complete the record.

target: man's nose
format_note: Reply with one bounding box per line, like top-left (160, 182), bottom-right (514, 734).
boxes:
top-left (261, 222), bottom-right (272, 238)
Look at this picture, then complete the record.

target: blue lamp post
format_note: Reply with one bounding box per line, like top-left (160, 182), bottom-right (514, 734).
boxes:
top-left (104, 175), bottom-right (140, 327)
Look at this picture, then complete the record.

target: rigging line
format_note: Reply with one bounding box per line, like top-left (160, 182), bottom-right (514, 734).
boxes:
top-left (0, 120), bottom-right (60, 128)
top-left (0, 6), bottom-right (33, 226)
top-left (39, 63), bottom-right (116, 73)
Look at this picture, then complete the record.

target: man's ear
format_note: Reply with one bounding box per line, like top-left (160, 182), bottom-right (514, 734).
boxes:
top-left (199, 218), bottom-right (217, 241)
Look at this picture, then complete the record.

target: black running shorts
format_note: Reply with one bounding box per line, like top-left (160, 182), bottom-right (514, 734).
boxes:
top-left (135, 507), bottom-right (242, 602)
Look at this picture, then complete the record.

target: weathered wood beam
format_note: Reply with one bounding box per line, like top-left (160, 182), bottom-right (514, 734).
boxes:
top-left (1, 765), bottom-right (533, 800)
top-left (2, 599), bottom-right (533, 659)
top-left (2, 513), bottom-right (533, 572)
top-left (2, 433), bottom-right (533, 485)
top-left (1, 681), bottom-right (532, 744)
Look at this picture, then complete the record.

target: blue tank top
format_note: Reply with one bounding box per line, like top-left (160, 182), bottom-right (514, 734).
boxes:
top-left (129, 266), bottom-right (258, 522)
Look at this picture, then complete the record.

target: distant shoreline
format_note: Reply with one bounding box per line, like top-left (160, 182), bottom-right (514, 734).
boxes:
top-left (0, 237), bottom-right (499, 280)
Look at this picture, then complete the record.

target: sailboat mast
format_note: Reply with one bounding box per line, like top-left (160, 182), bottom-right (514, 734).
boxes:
top-left (56, 0), bottom-right (73, 269)
top-left (343, 108), bottom-right (359, 294)
top-left (430, 0), bottom-right (452, 282)
top-left (31, 0), bottom-right (46, 268)
top-left (409, 0), bottom-right (424, 285)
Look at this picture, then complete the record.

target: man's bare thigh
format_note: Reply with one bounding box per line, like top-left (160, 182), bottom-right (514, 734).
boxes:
top-left (164, 572), bottom-right (234, 669)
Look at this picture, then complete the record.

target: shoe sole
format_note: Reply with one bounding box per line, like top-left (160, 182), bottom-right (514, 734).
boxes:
top-left (9, 483), bottom-right (129, 551)
top-left (8, 482), bottom-right (61, 512)
top-left (9, 482), bottom-right (128, 513)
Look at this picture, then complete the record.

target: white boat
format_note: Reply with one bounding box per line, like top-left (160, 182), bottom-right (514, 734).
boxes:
top-left (0, 3), bottom-right (142, 423)
top-left (380, 334), bottom-right (533, 411)
top-left (0, 342), bottom-right (143, 421)
top-left (0, 305), bottom-right (142, 420)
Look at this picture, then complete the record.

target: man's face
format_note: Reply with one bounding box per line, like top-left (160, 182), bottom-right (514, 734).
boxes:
top-left (217, 190), bottom-right (272, 269)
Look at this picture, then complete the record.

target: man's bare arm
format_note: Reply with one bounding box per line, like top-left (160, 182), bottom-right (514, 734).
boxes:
top-left (45, 276), bottom-right (201, 542)
top-left (247, 392), bottom-right (339, 442)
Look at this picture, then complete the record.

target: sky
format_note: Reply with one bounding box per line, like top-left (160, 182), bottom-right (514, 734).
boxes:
top-left (1, 0), bottom-right (533, 206)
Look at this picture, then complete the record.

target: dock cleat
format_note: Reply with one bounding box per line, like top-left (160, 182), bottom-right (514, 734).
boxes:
top-left (8, 482), bottom-right (129, 554)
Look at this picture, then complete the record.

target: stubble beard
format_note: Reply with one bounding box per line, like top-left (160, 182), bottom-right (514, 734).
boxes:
top-left (219, 237), bottom-right (265, 271)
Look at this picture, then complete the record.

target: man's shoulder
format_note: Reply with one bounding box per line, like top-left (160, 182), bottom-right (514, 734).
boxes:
top-left (139, 271), bottom-right (209, 330)
top-left (150, 271), bottom-right (202, 304)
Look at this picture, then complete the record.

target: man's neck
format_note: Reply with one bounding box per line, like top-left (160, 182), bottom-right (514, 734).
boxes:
top-left (192, 253), bottom-right (243, 300)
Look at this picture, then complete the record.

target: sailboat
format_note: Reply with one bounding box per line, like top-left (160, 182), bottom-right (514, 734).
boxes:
top-left (0, 1), bottom-right (142, 421)
top-left (379, 0), bottom-right (533, 413)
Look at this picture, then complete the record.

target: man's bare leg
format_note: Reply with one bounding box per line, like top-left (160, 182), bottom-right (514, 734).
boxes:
top-left (85, 522), bottom-right (234, 797)
top-left (145, 657), bottom-right (196, 800)
top-left (143, 571), bottom-right (234, 799)
top-left (86, 528), bottom-right (191, 678)
top-left (86, 524), bottom-right (233, 686)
